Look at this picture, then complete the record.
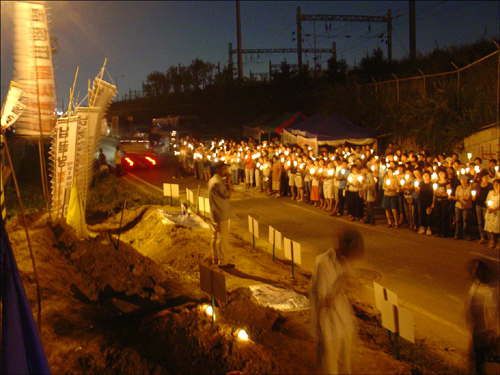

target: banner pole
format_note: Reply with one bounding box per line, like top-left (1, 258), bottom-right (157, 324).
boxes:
top-left (291, 241), bottom-right (295, 279)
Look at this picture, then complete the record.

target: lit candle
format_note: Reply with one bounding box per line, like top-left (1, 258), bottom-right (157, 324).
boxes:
top-left (293, 161), bottom-right (297, 166)
top-left (447, 189), bottom-right (452, 196)
top-left (432, 172), bottom-right (437, 180)
top-left (371, 165), bottom-right (376, 171)
top-left (310, 168), bottom-right (316, 174)
top-left (487, 200), bottom-right (492, 207)
top-left (348, 176), bottom-right (353, 183)
top-left (495, 166), bottom-right (499, 172)
top-left (400, 179), bottom-right (405, 185)
top-left (328, 169), bottom-right (334, 176)
top-left (467, 153), bottom-right (472, 160)
top-left (461, 168), bottom-right (466, 175)
top-left (386, 179), bottom-right (391, 185)
top-left (318, 168), bottom-right (323, 174)
top-left (475, 166), bottom-right (480, 173)
top-left (341, 169), bottom-right (345, 175)
top-left (414, 181), bottom-right (419, 188)
top-left (433, 183), bottom-right (438, 190)
top-left (358, 176), bottom-right (363, 182)
top-left (471, 190), bottom-right (476, 197)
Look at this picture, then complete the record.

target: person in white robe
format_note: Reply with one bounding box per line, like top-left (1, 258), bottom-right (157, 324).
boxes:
top-left (309, 226), bottom-right (365, 374)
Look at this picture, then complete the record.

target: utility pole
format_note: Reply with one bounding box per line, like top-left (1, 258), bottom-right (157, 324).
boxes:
top-left (297, 7), bottom-right (302, 74)
top-left (387, 9), bottom-right (392, 63)
top-left (236, 1), bottom-right (243, 81)
top-left (409, 0), bottom-right (416, 59)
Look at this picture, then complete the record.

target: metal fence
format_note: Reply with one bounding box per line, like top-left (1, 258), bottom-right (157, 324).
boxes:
top-left (356, 49), bottom-right (500, 128)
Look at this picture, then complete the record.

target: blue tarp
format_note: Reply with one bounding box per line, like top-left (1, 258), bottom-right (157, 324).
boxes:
top-left (1, 216), bottom-right (51, 375)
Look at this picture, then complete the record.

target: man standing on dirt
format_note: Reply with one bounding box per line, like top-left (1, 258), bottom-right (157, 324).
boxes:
top-left (208, 162), bottom-right (234, 269)
top-left (309, 226), bottom-right (365, 374)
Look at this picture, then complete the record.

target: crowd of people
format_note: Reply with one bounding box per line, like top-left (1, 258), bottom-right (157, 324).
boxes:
top-left (175, 136), bottom-right (500, 250)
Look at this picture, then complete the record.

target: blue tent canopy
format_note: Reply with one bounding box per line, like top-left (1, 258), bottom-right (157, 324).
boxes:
top-left (287, 113), bottom-right (376, 141)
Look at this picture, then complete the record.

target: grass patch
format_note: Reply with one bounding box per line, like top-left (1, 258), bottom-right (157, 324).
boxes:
top-left (85, 172), bottom-right (169, 223)
top-left (4, 180), bottom-right (47, 219)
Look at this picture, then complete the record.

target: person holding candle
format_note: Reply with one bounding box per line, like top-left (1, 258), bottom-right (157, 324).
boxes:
top-left (484, 179), bottom-right (500, 249)
top-left (334, 160), bottom-right (350, 217)
top-left (361, 165), bottom-right (377, 225)
top-left (381, 167), bottom-right (399, 228)
top-left (244, 150), bottom-right (255, 189)
top-left (450, 175), bottom-right (473, 240)
top-left (417, 171), bottom-right (434, 235)
top-left (323, 161), bottom-right (335, 212)
top-left (346, 164), bottom-right (364, 221)
top-left (473, 170), bottom-right (494, 244)
top-left (432, 168), bottom-right (452, 238)
top-left (412, 169), bottom-right (423, 231)
top-left (487, 159), bottom-right (497, 181)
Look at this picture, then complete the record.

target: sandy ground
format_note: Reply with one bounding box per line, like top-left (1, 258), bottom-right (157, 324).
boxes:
top-left (4, 206), bottom-right (464, 374)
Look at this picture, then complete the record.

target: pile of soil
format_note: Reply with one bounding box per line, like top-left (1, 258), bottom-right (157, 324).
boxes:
top-left (4, 206), bottom-right (453, 374)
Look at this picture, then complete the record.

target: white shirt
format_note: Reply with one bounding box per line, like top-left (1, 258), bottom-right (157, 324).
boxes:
top-left (208, 174), bottom-right (231, 222)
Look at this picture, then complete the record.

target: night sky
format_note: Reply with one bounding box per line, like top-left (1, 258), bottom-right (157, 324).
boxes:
top-left (1, 1), bottom-right (499, 110)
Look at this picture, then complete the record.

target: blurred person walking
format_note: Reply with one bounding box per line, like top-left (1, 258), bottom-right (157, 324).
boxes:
top-left (309, 226), bottom-right (365, 374)
top-left (465, 258), bottom-right (500, 375)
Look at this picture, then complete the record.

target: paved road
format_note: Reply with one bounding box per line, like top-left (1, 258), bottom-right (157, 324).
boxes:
top-left (101, 145), bottom-right (499, 367)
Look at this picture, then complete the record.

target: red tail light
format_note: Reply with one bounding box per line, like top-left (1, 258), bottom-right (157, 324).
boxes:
top-left (145, 156), bottom-right (156, 165)
top-left (125, 157), bottom-right (134, 166)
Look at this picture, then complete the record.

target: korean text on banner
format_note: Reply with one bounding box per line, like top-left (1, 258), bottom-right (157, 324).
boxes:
top-left (1, 82), bottom-right (27, 130)
top-left (14, 1), bottom-right (57, 136)
top-left (50, 116), bottom-right (78, 218)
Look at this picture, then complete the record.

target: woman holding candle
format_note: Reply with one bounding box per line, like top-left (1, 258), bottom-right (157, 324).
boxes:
top-left (417, 171), bottom-right (434, 235)
top-left (323, 161), bottom-right (335, 212)
top-left (484, 179), bottom-right (500, 249)
top-left (433, 168), bottom-right (452, 238)
top-left (473, 170), bottom-right (494, 244)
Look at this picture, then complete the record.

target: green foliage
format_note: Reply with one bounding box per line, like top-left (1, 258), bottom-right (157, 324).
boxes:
top-left (4, 181), bottom-right (47, 218)
top-left (86, 172), bottom-right (168, 221)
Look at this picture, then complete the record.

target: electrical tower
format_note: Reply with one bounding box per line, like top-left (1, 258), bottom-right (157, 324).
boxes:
top-left (296, 7), bottom-right (393, 74)
top-left (228, 43), bottom-right (335, 66)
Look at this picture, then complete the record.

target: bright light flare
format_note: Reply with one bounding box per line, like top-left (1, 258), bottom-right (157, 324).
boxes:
top-left (237, 329), bottom-right (249, 341)
top-left (125, 157), bottom-right (134, 166)
top-left (145, 156), bottom-right (156, 165)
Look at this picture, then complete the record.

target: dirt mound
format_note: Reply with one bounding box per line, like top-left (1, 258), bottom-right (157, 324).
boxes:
top-left (5, 207), bottom-right (461, 374)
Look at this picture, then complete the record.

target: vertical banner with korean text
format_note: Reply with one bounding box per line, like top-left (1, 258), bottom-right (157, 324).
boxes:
top-left (49, 117), bottom-right (78, 218)
top-left (13, 1), bottom-right (57, 136)
top-left (1, 82), bottom-right (27, 130)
